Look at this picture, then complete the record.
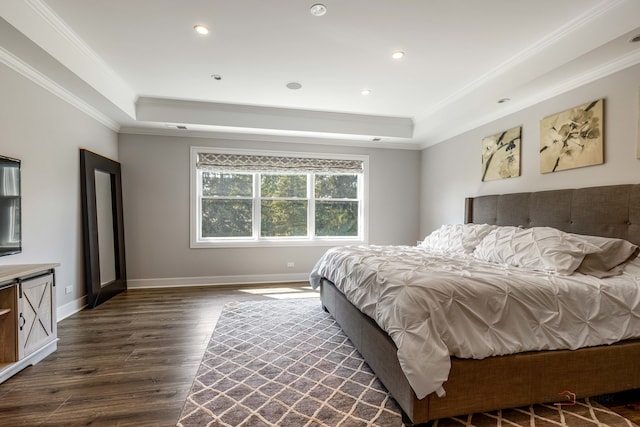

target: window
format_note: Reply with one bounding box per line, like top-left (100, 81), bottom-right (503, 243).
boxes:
top-left (191, 147), bottom-right (368, 247)
top-left (201, 172), bottom-right (253, 238)
top-left (314, 174), bottom-right (359, 237)
top-left (260, 174), bottom-right (308, 237)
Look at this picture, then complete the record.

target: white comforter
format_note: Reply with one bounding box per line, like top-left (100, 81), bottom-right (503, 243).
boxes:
top-left (309, 245), bottom-right (640, 399)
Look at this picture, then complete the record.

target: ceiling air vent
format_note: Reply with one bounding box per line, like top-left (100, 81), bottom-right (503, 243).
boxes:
top-left (166, 124), bottom-right (188, 130)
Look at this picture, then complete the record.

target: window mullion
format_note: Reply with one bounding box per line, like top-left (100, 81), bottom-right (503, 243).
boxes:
top-left (197, 170), bottom-right (203, 240)
top-left (254, 172), bottom-right (260, 240)
top-left (309, 173), bottom-right (315, 239)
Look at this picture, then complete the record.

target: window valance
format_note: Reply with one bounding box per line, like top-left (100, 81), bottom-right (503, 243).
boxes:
top-left (196, 153), bottom-right (364, 173)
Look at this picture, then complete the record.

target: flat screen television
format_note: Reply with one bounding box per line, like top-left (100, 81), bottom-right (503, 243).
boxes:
top-left (0, 155), bottom-right (21, 256)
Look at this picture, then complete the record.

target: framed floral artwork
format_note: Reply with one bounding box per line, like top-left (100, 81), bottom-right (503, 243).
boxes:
top-left (540, 99), bottom-right (603, 173)
top-left (481, 126), bottom-right (521, 181)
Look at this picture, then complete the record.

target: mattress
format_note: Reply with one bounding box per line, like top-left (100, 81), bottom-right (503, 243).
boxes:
top-left (309, 244), bottom-right (640, 399)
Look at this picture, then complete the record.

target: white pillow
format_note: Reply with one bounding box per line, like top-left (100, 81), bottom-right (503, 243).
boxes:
top-left (473, 226), bottom-right (601, 275)
top-left (421, 223), bottom-right (497, 254)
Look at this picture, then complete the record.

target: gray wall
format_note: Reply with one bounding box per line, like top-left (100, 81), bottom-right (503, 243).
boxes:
top-left (0, 63), bottom-right (118, 318)
top-left (119, 134), bottom-right (421, 286)
top-left (421, 63), bottom-right (640, 237)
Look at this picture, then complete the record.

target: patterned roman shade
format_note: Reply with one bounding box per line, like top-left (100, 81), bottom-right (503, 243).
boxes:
top-left (196, 153), bottom-right (364, 173)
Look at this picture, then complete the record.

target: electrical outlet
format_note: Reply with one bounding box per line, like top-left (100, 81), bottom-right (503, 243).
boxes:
top-left (287, 262), bottom-right (295, 268)
top-left (65, 286), bottom-right (73, 294)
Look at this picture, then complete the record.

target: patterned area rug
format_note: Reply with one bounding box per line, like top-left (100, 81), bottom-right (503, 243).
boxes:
top-left (432, 401), bottom-right (638, 427)
top-left (177, 299), bottom-right (637, 427)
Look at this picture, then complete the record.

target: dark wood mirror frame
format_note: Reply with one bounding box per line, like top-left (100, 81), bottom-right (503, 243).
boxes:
top-left (80, 149), bottom-right (127, 308)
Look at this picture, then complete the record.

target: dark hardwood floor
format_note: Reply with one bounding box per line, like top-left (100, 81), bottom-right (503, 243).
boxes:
top-left (0, 284), bottom-right (316, 426)
top-left (0, 284), bottom-right (638, 426)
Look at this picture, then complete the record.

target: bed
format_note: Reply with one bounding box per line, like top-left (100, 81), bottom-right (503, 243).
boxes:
top-left (310, 183), bottom-right (640, 426)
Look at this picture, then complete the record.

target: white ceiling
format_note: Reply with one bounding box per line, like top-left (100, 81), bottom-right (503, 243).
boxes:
top-left (1, 0), bottom-right (640, 149)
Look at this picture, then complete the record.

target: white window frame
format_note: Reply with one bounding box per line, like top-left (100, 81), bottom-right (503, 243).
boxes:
top-left (190, 146), bottom-right (369, 248)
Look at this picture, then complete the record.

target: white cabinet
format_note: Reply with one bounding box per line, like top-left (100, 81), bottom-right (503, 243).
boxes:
top-left (0, 264), bottom-right (58, 384)
top-left (18, 272), bottom-right (56, 359)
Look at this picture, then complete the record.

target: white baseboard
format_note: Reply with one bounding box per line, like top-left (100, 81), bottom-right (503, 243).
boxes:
top-left (57, 295), bottom-right (87, 321)
top-left (126, 273), bottom-right (311, 289)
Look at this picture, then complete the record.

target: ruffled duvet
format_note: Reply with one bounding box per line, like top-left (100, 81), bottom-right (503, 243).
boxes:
top-left (309, 245), bottom-right (640, 399)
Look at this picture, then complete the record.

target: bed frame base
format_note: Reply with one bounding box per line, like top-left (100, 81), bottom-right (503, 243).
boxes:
top-left (320, 278), bottom-right (640, 425)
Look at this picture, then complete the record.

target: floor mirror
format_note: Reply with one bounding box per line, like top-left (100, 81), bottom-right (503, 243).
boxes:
top-left (80, 149), bottom-right (127, 308)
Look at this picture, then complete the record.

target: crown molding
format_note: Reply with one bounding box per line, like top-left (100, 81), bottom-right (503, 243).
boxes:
top-left (0, 47), bottom-right (120, 131)
top-left (530, 48), bottom-right (640, 105)
top-left (24, 0), bottom-right (111, 71)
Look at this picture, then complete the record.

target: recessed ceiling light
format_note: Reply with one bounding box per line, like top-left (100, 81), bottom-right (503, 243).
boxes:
top-left (194, 25), bottom-right (209, 35)
top-left (310, 4), bottom-right (327, 16)
top-left (630, 34), bottom-right (640, 43)
top-left (497, 98), bottom-right (511, 104)
top-left (361, 89), bottom-right (371, 96)
top-left (286, 82), bottom-right (302, 90)
top-left (391, 51), bottom-right (405, 60)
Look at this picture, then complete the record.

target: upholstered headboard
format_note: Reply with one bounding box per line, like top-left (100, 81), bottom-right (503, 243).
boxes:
top-left (465, 184), bottom-right (640, 246)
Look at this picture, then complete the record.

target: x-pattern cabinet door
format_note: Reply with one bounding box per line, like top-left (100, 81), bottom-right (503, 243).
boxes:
top-left (18, 274), bottom-right (56, 359)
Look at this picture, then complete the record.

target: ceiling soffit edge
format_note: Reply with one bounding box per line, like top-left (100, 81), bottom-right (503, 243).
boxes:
top-left (136, 97), bottom-right (414, 139)
top-left (3, 0), bottom-right (137, 118)
top-left (0, 46), bottom-right (120, 131)
top-left (413, 0), bottom-right (637, 123)
top-left (417, 49), bottom-right (640, 150)
top-left (118, 126), bottom-right (423, 151)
